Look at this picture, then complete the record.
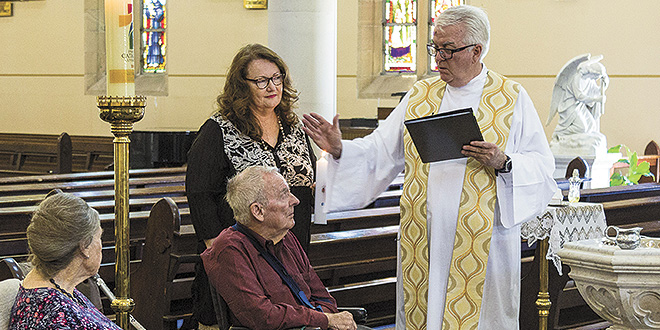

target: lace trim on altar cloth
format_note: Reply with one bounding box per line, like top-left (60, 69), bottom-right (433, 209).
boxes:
top-left (521, 203), bottom-right (606, 275)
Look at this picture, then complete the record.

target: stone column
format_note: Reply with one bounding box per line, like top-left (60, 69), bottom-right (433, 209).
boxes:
top-left (268, 0), bottom-right (337, 124)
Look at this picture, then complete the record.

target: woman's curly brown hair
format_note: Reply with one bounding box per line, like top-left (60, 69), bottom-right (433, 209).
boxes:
top-left (216, 44), bottom-right (299, 141)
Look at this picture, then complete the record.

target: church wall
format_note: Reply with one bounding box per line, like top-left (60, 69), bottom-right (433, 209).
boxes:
top-left (336, 0), bottom-right (393, 120)
top-left (0, 0), bottom-right (267, 136)
top-left (477, 0), bottom-right (660, 153)
top-left (0, 0), bottom-right (658, 154)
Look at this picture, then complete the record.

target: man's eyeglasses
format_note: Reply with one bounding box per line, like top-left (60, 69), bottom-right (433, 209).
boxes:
top-left (426, 43), bottom-right (477, 60)
top-left (245, 73), bottom-right (285, 89)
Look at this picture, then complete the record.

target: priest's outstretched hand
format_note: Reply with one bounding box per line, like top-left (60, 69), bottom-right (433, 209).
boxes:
top-left (302, 113), bottom-right (343, 159)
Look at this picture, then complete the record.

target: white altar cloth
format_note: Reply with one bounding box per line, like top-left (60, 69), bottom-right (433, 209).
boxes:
top-left (520, 202), bottom-right (606, 275)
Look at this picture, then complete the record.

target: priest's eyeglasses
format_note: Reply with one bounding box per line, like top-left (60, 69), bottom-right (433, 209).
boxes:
top-left (426, 43), bottom-right (477, 60)
top-left (245, 73), bottom-right (285, 89)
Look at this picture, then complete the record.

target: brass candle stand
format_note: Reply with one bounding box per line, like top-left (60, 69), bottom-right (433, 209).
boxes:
top-left (535, 238), bottom-right (551, 330)
top-left (98, 95), bottom-right (146, 330)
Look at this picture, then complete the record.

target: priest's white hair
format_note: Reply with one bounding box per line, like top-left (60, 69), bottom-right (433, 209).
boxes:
top-left (435, 5), bottom-right (490, 61)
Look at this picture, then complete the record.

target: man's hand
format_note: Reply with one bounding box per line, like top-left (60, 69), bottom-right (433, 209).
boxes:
top-left (325, 311), bottom-right (357, 330)
top-left (461, 140), bottom-right (507, 170)
top-left (302, 113), bottom-right (343, 159)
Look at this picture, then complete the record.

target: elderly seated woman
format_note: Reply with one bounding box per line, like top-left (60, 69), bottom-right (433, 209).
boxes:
top-left (9, 190), bottom-right (120, 330)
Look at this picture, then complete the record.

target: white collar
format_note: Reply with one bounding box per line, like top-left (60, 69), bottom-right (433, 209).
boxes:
top-left (445, 64), bottom-right (488, 94)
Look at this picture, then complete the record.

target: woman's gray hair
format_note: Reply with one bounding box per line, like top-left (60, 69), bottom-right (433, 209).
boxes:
top-left (435, 5), bottom-right (490, 60)
top-left (27, 190), bottom-right (100, 279)
top-left (226, 166), bottom-right (280, 225)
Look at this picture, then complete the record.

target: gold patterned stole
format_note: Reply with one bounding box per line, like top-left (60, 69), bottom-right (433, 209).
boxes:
top-left (400, 71), bottom-right (519, 330)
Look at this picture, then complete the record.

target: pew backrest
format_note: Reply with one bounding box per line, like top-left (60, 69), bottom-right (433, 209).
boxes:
top-left (0, 133), bottom-right (72, 175)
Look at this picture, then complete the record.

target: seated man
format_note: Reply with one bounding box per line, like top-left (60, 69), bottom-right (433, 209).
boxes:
top-left (201, 166), bottom-right (358, 330)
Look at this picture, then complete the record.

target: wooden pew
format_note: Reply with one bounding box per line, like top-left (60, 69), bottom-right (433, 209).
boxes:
top-left (131, 198), bottom-right (197, 330)
top-left (378, 107), bottom-right (396, 120)
top-left (0, 132), bottom-right (72, 176)
top-left (328, 277), bottom-right (397, 325)
top-left (0, 166), bottom-right (185, 186)
top-left (338, 119), bottom-right (377, 140)
top-left (314, 206), bottom-right (400, 233)
top-left (0, 174), bottom-right (185, 196)
top-left (0, 168), bottom-right (189, 285)
top-left (2, 165), bottom-right (658, 329)
top-left (69, 135), bottom-right (114, 172)
top-left (0, 170), bottom-right (403, 328)
top-left (570, 182), bottom-right (660, 202)
top-left (0, 133), bottom-right (115, 177)
top-left (312, 225), bottom-right (398, 325)
top-left (641, 140), bottom-right (659, 183)
top-left (0, 171), bottom-right (187, 244)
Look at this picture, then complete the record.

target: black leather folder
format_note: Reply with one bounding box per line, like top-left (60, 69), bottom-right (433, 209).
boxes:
top-left (404, 108), bottom-right (483, 163)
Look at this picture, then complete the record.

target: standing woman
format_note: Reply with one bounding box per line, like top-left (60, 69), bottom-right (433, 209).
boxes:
top-left (185, 43), bottom-right (316, 328)
top-left (10, 190), bottom-right (119, 330)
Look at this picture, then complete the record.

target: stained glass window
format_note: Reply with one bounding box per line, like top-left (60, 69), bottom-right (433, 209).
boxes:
top-left (142, 0), bottom-right (166, 73)
top-left (383, 0), bottom-right (417, 73)
top-left (429, 0), bottom-right (463, 72)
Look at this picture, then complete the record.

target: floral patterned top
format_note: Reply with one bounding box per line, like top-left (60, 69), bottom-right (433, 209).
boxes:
top-left (9, 285), bottom-right (120, 330)
top-left (212, 113), bottom-right (314, 187)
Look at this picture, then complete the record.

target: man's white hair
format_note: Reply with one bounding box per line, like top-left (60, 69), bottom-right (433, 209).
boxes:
top-left (225, 166), bottom-right (280, 225)
top-left (435, 5), bottom-right (490, 61)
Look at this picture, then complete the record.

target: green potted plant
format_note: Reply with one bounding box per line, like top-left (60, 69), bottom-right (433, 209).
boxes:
top-left (608, 144), bottom-right (656, 186)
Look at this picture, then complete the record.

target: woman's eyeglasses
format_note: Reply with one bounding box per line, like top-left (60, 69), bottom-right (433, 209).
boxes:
top-left (245, 73), bottom-right (285, 89)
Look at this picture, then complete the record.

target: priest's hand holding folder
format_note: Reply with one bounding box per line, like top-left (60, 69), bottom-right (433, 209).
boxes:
top-left (461, 140), bottom-right (509, 170)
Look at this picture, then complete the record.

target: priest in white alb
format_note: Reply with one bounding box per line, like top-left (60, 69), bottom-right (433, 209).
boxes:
top-left (303, 5), bottom-right (556, 330)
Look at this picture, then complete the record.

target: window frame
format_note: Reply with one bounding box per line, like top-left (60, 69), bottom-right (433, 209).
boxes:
top-left (357, 0), bottom-right (464, 99)
top-left (139, 0), bottom-right (167, 75)
top-left (428, 0), bottom-right (465, 73)
top-left (382, 0), bottom-right (417, 74)
top-left (133, 0), bottom-right (168, 95)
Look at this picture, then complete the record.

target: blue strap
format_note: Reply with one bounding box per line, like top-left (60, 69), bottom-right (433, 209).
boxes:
top-left (232, 224), bottom-right (323, 312)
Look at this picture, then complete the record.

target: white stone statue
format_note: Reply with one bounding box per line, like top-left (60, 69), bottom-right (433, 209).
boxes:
top-left (547, 54), bottom-right (610, 156)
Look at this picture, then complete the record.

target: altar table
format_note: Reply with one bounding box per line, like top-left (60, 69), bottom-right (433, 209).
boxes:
top-left (520, 202), bottom-right (607, 330)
